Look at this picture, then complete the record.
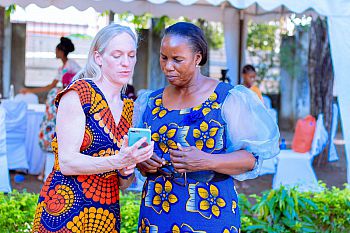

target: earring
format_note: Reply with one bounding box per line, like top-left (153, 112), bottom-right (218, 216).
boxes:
top-left (121, 84), bottom-right (127, 95)
top-left (195, 63), bottom-right (199, 68)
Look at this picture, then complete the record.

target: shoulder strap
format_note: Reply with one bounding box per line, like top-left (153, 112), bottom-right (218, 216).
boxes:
top-left (215, 82), bottom-right (234, 102)
top-left (55, 79), bottom-right (92, 114)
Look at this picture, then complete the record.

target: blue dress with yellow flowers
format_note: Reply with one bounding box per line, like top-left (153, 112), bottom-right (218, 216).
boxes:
top-left (135, 82), bottom-right (280, 233)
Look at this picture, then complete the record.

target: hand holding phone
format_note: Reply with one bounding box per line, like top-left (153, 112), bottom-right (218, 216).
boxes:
top-left (128, 128), bottom-right (151, 148)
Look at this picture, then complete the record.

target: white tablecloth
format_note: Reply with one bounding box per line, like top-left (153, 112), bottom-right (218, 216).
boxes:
top-left (26, 104), bottom-right (45, 175)
top-left (272, 149), bottom-right (321, 192)
top-left (0, 106), bottom-right (11, 192)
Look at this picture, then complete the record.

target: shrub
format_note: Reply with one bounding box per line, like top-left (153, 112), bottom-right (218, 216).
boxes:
top-left (0, 190), bottom-right (38, 232)
top-left (120, 191), bottom-right (141, 233)
top-left (0, 185), bottom-right (349, 232)
top-left (239, 184), bottom-right (350, 233)
top-left (308, 184), bottom-right (350, 232)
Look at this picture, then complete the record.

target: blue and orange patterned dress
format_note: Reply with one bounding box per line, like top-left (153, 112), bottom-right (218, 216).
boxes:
top-left (32, 79), bottom-right (134, 233)
top-left (135, 82), bottom-right (280, 233)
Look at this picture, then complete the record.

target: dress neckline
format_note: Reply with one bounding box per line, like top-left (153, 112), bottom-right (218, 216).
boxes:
top-left (89, 80), bottom-right (126, 134)
top-left (160, 82), bottom-right (222, 112)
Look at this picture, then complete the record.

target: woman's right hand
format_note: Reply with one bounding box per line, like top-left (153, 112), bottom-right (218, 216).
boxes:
top-left (115, 135), bottom-right (154, 169)
top-left (137, 153), bottom-right (165, 174)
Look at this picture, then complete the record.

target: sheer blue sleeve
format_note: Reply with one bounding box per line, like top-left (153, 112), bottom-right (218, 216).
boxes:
top-left (222, 85), bottom-right (280, 181)
top-left (133, 91), bottom-right (152, 128)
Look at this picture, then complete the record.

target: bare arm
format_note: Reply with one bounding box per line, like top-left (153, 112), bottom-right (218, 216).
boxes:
top-left (20, 79), bottom-right (59, 94)
top-left (57, 90), bottom-right (153, 176)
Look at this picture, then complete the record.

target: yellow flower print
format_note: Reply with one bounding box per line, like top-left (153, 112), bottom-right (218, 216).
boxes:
top-left (151, 98), bottom-right (167, 118)
top-left (222, 226), bottom-right (240, 233)
top-left (151, 123), bottom-right (189, 154)
top-left (193, 120), bottom-right (223, 151)
top-left (145, 176), bottom-right (178, 214)
top-left (138, 218), bottom-right (158, 233)
top-left (152, 125), bottom-right (178, 153)
top-left (187, 183), bottom-right (226, 219)
top-left (192, 92), bottom-right (220, 116)
top-left (171, 223), bottom-right (206, 233)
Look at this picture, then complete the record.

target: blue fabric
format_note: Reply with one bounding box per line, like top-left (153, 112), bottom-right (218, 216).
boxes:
top-left (221, 86), bottom-right (280, 181)
top-left (0, 106), bottom-right (11, 192)
top-left (2, 100), bottom-right (29, 171)
top-left (329, 103), bottom-right (339, 162)
top-left (135, 85), bottom-right (281, 181)
top-left (138, 82), bottom-right (241, 233)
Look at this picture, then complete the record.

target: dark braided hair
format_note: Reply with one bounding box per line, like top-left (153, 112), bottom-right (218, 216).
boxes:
top-left (56, 37), bottom-right (75, 57)
top-left (164, 22), bottom-right (208, 66)
top-left (242, 64), bottom-right (256, 74)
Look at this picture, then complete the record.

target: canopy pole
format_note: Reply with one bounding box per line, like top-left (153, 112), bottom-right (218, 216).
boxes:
top-left (328, 16), bottom-right (350, 184)
top-left (237, 10), bottom-right (244, 84)
top-left (223, 8), bottom-right (239, 85)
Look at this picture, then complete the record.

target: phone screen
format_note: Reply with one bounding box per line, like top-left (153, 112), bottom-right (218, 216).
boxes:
top-left (128, 128), bottom-right (151, 148)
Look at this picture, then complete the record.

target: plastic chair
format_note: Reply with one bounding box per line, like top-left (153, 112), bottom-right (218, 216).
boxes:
top-left (15, 93), bottom-right (39, 104)
top-left (44, 152), bottom-right (55, 181)
top-left (2, 100), bottom-right (29, 171)
top-left (273, 114), bottom-right (328, 192)
top-left (0, 106), bottom-right (11, 192)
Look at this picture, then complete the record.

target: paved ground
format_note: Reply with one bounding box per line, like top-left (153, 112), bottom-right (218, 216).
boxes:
top-left (10, 131), bottom-right (348, 196)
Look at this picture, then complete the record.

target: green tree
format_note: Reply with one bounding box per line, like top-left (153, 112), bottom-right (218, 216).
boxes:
top-left (246, 21), bottom-right (279, 84)
top-left (115, 12), bottom-right (224, 50)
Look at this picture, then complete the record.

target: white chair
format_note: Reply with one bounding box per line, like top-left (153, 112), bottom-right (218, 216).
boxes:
top-left (273, 114), bottom-right (328, 192)
top-left (44, 152), bottom-right (55, 181)
top-left (2, 100), bottom-right (29, 171)
top-left (0, 106), bottom-right (11, 192)
top-left (15, 93), bottom-right (39, 104)
top-left (26, 108), bottom-right (45, 175)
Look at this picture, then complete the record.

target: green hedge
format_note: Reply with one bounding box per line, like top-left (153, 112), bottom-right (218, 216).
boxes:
top-left (0, 190), bottom-right (37, 233)
top-left (1, 185), bottom-right (349, 232)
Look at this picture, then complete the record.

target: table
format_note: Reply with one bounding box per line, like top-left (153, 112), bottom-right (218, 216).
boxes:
top-left (26, 104), bottom-right (45, 175)
top-left (272, 149), bottom-right (322, 192)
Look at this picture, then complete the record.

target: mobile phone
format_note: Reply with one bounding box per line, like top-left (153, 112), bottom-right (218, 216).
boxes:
top-left (128, 128), bottom-right (151, 148)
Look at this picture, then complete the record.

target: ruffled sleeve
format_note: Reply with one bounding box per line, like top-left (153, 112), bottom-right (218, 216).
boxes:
top-left (222, 85), bottom-right (280, 181)
top-left (133, 91), bottom-right (152, 128)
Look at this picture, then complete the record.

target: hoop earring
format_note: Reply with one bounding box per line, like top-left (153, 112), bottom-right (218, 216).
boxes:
top-left (121, 84), bottom-right (127, 96)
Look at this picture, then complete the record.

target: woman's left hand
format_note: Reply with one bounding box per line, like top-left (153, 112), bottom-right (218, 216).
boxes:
top-left (169, 143), bottom-right (210, 173)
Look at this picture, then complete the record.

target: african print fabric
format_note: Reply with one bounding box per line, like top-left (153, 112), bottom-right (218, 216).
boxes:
top-left (138, 82), bottom-right (241, 233)
top-left (32, 79), bottom-right (133, 233)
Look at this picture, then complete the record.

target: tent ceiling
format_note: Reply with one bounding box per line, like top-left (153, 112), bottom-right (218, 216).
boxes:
top-left (2, 0), bottom-right (347, 22)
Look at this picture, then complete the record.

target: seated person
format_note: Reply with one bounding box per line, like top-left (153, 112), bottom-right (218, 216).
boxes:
top-left (242, 64), bottom-right (263, 101)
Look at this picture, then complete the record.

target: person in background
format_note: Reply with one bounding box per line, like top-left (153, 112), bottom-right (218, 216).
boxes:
top-left (21, 37), bottom-right (81, 94)
top-left (125, 83), bottom-right (137, 100)
top-left (22, 37), bottom-right (81, 181)
top-left (32, 24), bottom-right (153, 232)
top-left (242, 64), bottom-right (263, 101)
top-left (135, 22), bottom-right (279, 232)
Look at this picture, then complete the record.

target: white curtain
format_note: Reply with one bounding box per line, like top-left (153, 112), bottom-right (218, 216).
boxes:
top-left (328, 16), bottom-right (350, 183)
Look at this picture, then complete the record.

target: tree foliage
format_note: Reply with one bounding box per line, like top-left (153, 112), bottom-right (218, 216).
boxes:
top-left (246, 21), bottom-right (279, 85)
top-left (115, 12), bottom-right (224, 49)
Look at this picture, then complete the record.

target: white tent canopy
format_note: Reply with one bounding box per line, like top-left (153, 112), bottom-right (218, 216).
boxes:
top-left (2, 0), bottom-right (350, 184)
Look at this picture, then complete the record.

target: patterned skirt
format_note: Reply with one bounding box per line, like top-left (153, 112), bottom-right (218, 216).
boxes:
top-left (138, 174), bottom-right (240, 233)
